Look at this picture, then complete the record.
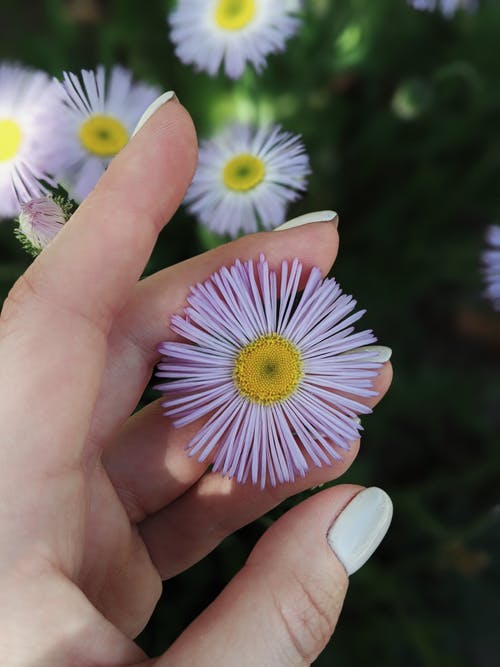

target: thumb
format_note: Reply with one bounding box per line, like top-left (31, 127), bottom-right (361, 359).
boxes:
top-left (158, 485), bottom-right (393, 667)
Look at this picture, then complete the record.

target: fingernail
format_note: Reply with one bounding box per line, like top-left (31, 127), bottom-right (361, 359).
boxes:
top-left (273, 210), bottom-right (339, 232)
top-left (341, 345), bottom-right (392, 363)
top-left (327, 487), bottom-right (393, 576)
top-left (132, 91), bottom-right (176, 137)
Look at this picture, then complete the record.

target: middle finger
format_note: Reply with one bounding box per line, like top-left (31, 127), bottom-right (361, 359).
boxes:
top-left (88, 220), bottom-right (340, 449)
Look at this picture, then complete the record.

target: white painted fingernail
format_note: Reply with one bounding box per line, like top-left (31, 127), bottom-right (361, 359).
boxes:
top-left (132, 91), bottom-right (176, 137)
top-left (327, 487), bottom-right (393, 576)
top-left (273, 210), bottom-right (339, 232)
top-left (342, 345), bottom-right (392, 363)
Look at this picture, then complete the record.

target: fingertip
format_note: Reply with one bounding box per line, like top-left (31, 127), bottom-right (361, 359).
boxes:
top-left (327, 486), bottom-right (393, 576)
top-left (99, 97), bottom-right (198, 219)
top-left (159, 485), bottom-right (369, 667)
top-left (376, 360), bottom-right (393, 400)
top-left (131, 91), bottom-right (177, 137)
top-left (23, 95), bottom-right (200, 334)
top-left (248, 484), bottom-right (364, 567)
top-left (229, 220), bottom-right (339, 279)
top-left (273, 210), bottom-right (339, 231)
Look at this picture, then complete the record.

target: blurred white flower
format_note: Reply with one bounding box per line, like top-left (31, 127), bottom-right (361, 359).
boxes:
top-left (0, 63), bottom-right (60, 219)
top-left (185, 123), bottom-right (310, 237)
top-left (169, 0), bottom-right (302, 79)
top-left (53, 65), bottom-right (160, 201)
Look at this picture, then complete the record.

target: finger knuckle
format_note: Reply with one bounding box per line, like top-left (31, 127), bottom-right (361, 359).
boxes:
top-left (0, 273), bottom-right (37, 326)
top-left (275, 572), bottom-right (347, 665)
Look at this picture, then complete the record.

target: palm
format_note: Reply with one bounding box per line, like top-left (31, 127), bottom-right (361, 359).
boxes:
top-left (0, 293), bottom-right (162, 638)
top-left (78, 458), bottom-right (160, 636)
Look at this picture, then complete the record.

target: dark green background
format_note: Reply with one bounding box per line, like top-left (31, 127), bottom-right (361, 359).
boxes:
top-left (1, 1), bottom-right (499, 664)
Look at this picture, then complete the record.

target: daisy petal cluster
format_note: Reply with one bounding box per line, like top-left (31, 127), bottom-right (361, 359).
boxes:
top-left (53, 66), bottom-right (161, 201)
top-left (483, 225), bottom-right (500, 311)
top-left (11, 162), bottom-right (54, 208)
top-left (157, 255), bottom-right (381, 489)
top-left (407, 0), bottom-right (478, 17)
top-left (0, 63), bottom-right (61, 219)
top-left (169, 0), bottom-right (302, 79)
top-left (185, 123), bottom-right (310, 237)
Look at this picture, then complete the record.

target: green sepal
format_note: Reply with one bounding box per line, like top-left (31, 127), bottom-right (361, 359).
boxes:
top-left (42, 183), bottom-right (79, 220)
top-left (13, 227), bottom-right (42, 258)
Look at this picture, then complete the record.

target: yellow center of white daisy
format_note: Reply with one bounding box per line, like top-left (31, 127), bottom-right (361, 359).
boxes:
top-left (79, 114), bottom-right (129, 157)
top-left (223, 153), bottom-right (265, 192)
top-left (0, 119), bottom-right (22, 162)
top-left (215, 0), bottom-right (256, 30)
top-left (234, 334), bottom-right (303, 405)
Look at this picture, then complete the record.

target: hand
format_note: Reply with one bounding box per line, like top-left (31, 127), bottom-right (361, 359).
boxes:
top-left (0, 97), bottom-right (392, 666)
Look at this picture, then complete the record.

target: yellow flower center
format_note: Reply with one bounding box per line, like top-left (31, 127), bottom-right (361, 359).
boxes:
top-left (79, 114), bottom-right (129, 157)
top-left (234, 334), bottom-right (303, 405)
top-left (215, 0), bottom-right (256, 30)
top-left (223, 153), bottom-right (265, 192)
top-left (0, 119), bottom-right (22, 162)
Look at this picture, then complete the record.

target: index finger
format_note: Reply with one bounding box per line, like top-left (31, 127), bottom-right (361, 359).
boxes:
top-left (18, 95), bottom-right (197, 334)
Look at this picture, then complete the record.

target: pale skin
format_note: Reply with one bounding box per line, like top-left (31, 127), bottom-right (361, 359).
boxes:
top-left (0, 100), bottom-right (392, 666)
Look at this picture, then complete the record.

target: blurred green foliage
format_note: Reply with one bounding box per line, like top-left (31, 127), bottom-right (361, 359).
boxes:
top-left (1, 0), bottom-right (499, 664)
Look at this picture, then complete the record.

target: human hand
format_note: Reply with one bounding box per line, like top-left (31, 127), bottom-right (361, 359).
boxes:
top-left (0, 95), bottom-right (393, 666)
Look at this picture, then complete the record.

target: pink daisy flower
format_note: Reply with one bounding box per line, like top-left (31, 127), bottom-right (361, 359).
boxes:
top-left (157, 255), bottom-right (381, 488)
top-left (407, 0), bottom-right (477, 17)
top-left (483, 225), bottom-right (500, 311)
top-left (15, 195), bottom-right (72, 256)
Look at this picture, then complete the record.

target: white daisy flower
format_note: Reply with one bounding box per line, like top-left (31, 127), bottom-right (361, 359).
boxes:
top-left (0, 63), bottom-right (60, 219)
top-left (53, 65), bottom-right (161, 201)
top-left (184, 123), bottom-right (311, 237)
top-left (169, 0), bottom-right (302, 80)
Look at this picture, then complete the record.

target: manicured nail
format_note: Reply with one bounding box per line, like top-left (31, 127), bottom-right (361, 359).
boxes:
top-left (327, 487), bottom-right (393, 576)
top-left (273, 210), bottom-right (339, 232)
top-left (341, 345), bottom-right (392, 363)
top-left (132, 91), bottom-right (176, 137)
